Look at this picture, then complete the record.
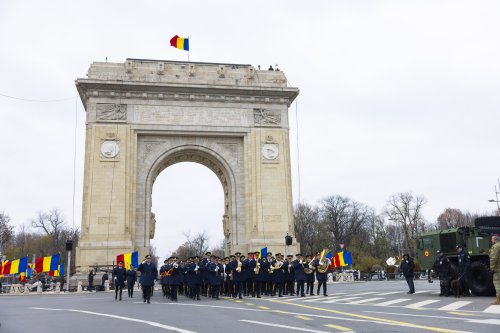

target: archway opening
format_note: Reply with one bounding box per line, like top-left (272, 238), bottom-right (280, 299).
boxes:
top-left (150, 162), bottom-right (225, 260)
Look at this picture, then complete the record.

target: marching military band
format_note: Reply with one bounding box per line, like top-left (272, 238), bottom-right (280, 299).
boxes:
top-left (140, 250), bottom-right (332, 303)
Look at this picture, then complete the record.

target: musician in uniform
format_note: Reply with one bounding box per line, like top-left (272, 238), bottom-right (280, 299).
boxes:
top-left (244, 252), bottom-right (256, 297)
top-left (137, 254), bottom-right (158, 304)
top-left (283, 254), bottom-right (295, 296)
top-left (160, 259), bottom-right (170, 298)
top-left (226, 254), bottom-right (236, 297)
top-left (305, 254), bottom-right (316, 296)
top-left (207, 256), bottom-right (223, 300)
top-left (263, 252), bottom-right (272, 296)
top-left (313, 251), bottom-right (329, 296)
top-left (271, 253), bottom-right (285, 297)
top-left (168, 256), bottom-right (182, 301)
top-left (187, 256), bottom-right (202, 300)
top-left (200, 251), bottom-right (211, 297)
top-left (232, 254), bottom-right (246, 299)
top-left (293, 254), bottom-right (307, 297)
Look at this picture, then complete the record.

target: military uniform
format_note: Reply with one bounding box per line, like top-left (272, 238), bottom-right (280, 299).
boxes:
top-left (490, 236), bottom-right (500, 304)
top-left (112, 262), bottom-right (127, 301)
top-left (457, 246), bottom-right (470, 296)
top-left (126, 266), bottom-right (137, 298)
top-left (400, 254), bottom-right (415, 294)
top-left (432, 251), bottom-right (451, 296)
top-left (305, 255), bottom-right (315, 296)
top-left (293, 254), bottom-right (306, 297)
top-left (137, 255), bottom-right (158, 304)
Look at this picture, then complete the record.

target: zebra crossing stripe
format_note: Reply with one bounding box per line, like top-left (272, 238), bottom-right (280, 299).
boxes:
top-left (405, 300), bottom-right (440, 309)
top-left (347, 298), bottom-right (385, 304)
top-left (321, 296), bottom-right (362, 304)
top-left (376, 298), bottom-right (411, 306)
top-left (304, 296), bottom-right (344, 303)
top-left (483, 305), bottom-right (500, 314)
top-left (438, 301), bottom-right (471, 311)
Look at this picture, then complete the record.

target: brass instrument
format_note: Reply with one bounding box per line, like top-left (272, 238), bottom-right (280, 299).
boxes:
top-left (236, 259), bottom-right (242, 273)
top-left (255, 261), bottom-right (260, 274)
top-left (304, 260), bottom-right (314, 274)
top-left (316, 249), bottom-right (330, 273)
top-left (269, 260), bottom-right (282, 274)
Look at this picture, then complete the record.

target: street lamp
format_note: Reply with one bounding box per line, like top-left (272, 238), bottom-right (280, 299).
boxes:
top-left (488, 182), bottom-right (500, 215)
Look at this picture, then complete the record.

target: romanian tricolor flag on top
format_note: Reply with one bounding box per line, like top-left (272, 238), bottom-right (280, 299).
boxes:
top-left (35, 254), bottom-right (60, 273)
top-left (116, 251), bottom-right (139, 268)
top-left (170, 35), bottom-right (189, 51)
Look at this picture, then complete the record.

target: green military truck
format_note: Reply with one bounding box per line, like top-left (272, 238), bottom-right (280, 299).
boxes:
top-left (417, 216), bottom-right (500, 296)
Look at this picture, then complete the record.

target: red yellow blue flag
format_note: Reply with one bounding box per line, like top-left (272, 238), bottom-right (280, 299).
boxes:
top-left (170, 35), bottom-right (189, 51)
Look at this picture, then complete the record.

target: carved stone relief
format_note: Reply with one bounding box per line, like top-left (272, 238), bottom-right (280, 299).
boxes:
top-left (96, 103), bottom-right (127, 121)
top-left (254, 108), bottom-right (281, 126)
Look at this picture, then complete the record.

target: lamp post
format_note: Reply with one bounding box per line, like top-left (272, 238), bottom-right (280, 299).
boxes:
top-left (488, 183), bottom-right (500, 215)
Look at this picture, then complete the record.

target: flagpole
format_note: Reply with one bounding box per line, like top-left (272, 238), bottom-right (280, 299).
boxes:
top-left (188, 35), bottom-right (190, 62)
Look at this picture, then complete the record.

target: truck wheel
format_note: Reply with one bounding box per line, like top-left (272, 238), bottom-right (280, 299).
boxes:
top-left (467, 261), bottom-right (493, 296)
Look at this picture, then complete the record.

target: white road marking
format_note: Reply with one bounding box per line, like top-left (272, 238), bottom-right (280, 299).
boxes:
top-left (405, 300), bottom-right (440, 309)
top-left (303, 296), bottom-right (344, 303)
top-left (239, 319), bottom-right (354, 333)
top-left (342, 291), bottom-right (380, 297)
top-left (483, 305), bottom-right (500, 314)
top-left (464, 319), bottom-right (500, 325)
top-left (414, 290), bottom-right (434, 294)
top-left (438, 301), bottom-right (471, 311)
top-left (347, 297), bottom-right (385, 304)
top-left (320, 296), bottom-right (362, 304)
top-left (376, 298), bottom-right (411, 306)
top-left (30, 307), bottom-right (197, 333)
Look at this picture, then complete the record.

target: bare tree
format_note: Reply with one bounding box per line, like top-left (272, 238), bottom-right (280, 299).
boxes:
top-left (0, 211), bottom-right (14, 257)
top-left (385, 192), bottom-right (426, 258)
top-left (31, 208), bottom-right (66, 249)
top-left (171, 231), bottom-right (211, 260)
top-left (319, 195), bottom-right (371, 249)
top-left (437, 208), bottom-right (468, 229)
top-left (294, 203), bottom-right (327, 254)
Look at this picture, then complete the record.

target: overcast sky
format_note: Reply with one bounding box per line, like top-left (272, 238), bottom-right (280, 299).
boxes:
top-left (1, 1), bottom-right (499, 260)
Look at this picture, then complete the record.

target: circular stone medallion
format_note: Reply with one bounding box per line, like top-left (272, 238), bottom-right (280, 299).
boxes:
top-left (101, 140), bottom-right (120, 158)
top-left (262, 143), bottom-right (279, 160)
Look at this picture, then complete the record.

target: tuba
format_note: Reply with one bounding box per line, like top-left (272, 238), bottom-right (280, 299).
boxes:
top-left (317, 249), bottom-right (330, 273)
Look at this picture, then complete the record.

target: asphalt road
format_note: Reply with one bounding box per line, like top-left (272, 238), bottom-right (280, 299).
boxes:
top-left (0, 280), bottom-right (499, 333)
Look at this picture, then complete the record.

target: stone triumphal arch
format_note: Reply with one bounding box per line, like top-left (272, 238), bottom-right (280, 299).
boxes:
top-left (75, 59), bottom-right (299, 269)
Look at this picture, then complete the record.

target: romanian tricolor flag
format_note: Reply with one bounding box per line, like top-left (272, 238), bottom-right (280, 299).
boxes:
top-left (49, 264), bottom-right (65, 277)
top-left (35, 254), bottom-right (60, 273)
top-left (9, 256), bottom-right (28, 275)
top-left (116, 251), bottom-right (139, 268)
top-left (170, 35), bottom-right (189, 51)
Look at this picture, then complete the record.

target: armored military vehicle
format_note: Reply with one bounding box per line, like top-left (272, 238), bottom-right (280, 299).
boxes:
top-left (417, 216), bottom-right (500, 296)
